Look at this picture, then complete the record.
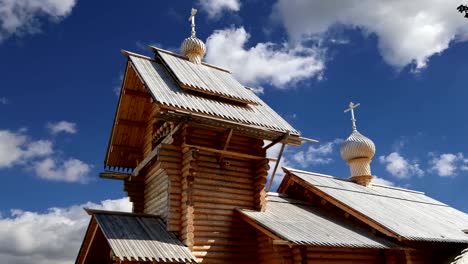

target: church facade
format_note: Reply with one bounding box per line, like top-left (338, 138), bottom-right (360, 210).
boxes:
top-left (75, 10), bottom-right (468, 264)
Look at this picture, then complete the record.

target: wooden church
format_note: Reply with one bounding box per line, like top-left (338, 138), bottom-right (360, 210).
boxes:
top-left (76, 9), bottom-right (468, 264)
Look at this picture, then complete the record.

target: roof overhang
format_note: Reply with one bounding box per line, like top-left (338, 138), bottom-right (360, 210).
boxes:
top-left (76, 209), bottom-right (197, 264)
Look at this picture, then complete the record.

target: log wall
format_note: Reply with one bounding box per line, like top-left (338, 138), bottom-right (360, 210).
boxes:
top-left (306, 247), bottom-right (384, 263)
top-left (178, 126), bottom-right (268, 263)
top-left (256, 232), bottom-right (283, 264)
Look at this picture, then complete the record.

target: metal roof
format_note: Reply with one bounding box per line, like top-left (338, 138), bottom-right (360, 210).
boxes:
top-left (156, 49), bottom-right (260, 104)
top-left (239, 194), bottom-right (401, 249)
top-left (451, 248), bottom-right (468, 264)
top-left (90, 210), bottom-right (197, 263)
top-left (128, 54), bottom-right (299, 135)
top-left (284, 167), bottom-right (468, 243)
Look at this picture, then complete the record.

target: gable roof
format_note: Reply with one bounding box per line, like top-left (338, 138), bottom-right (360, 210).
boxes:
top-left (76, 210), bottom-right (197, 263)
top-left (155, 47), bottom-right (260, 105)
top-left (281, 167), bottom-right (468, 243)
top-left (239, 194), bottom-right (402, 249)
top-left (127, 52), bottom-right (299, 136)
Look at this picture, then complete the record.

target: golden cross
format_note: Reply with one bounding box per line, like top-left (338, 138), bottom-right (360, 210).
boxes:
top-left (344, 102), bottom-right (360, 131)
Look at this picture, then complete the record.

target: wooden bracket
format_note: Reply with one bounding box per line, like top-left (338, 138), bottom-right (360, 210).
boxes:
top-left (218, 128), bottom-right (233, 166)
top-left (133, 119), bottom-right (186, 176)
top-left (266, 132), bottom-right (290, 192)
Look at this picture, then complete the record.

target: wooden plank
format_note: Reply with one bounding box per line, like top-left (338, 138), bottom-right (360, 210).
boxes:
top-left (99, 171), bottom-right (131, 180)
top-left (183, 143), bottom-right (269, 161)
top-left (123, 88), bottom-right (150, 98)
top-left (117, 118), bottom-right (147, 127)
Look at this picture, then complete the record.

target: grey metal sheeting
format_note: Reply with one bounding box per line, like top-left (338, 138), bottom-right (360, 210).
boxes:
top-left (94, 212), bottom-right (197, 263)
top-left (450, 248), bottom-right (468, 264)
top-left (157, 50), bottom-right (260, 104)
top-left (240, 195), bottom-right (400, 249)
top-left (286, 168), bottom-right (468, 243)
top-left (129, 55), bottom-right (299, 135)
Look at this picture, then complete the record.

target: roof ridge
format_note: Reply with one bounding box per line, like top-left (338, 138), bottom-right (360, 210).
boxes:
top-left (311, 184), bottom-right (448, 207)
top-left (84, 208), bottom-right (161, 218)
top-left (284, 167), bottom-right (425, 194)
top-left (150, 45), bottom-right (232, 73)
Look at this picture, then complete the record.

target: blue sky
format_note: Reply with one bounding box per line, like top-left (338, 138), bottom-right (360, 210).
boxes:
top-left (1, 0), bottom-right (468, 263)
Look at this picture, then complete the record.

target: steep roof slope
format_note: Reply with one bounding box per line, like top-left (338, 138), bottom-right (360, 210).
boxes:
top-left (280, 167), bottom-right (468, 243)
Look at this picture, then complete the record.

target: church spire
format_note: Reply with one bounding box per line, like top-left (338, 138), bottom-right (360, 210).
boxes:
top-left (181, 8), bottom-right (206, 64)
top-left (340, 102), bottom-right (376, 186)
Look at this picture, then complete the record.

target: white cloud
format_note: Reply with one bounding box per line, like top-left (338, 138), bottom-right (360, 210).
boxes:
top-left (0, 97), bottom-right (8, 104)
top-left (47, 121), bottom-right (77, 134)
top-left (198, 0), bottom-right (240, 18)
top-left (0, 130), bottom-right (52, 168)
top-left (0, 128), bottom-right (91, 183)
top-left (0, 0), bottom-right (77, 42)
top-left (429, 153), bottom-right (466, 177)
top-left (379, 152), bottom-right (424, 178)
top-left (205, 27), bottom-right (324, 88)
top-left (373, 176), bottom-right (395, 186)
top-left (273, 0), bottom-right (468, 69)
top-left (0, 197), bottom-right (131, 264)
top-left (33, 158), bottom-right (91, 183)
top-left (291, 139), bottom-right (343, 167)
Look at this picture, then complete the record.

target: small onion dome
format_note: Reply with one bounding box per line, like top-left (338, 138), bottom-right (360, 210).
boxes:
top-left (340, 130), bottom-right (376, 162)
top-left (181, 36), bottom-right (206, 64)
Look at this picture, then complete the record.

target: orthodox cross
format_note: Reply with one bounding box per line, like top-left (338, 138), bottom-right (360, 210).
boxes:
top-left (189, 8), bottom-right (198, 37)
top-left (344, 102), bottom-right (360, 131)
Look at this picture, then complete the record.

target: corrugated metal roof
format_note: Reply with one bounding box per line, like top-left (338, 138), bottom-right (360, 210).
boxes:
top-left (91, 210), bottom-right (197, 263)
top-left (240, 195), bottom-right (401, 249)
top-left (156, 49), bottom-right (260, 104)
top-left (285, 167), bottom-right (468, 243)
top-left (451, 248), bottom-right (468, 264)
top-left (128, 54), bottom-right (299, 135)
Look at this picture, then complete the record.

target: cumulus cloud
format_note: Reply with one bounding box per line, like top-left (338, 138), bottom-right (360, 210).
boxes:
top-left (33, 158), bottom-right (91, 183)
top-left (273, 0), bottom-right (468, 69)
top-left (205, 27), bottom-right (324, 88)
top-left (0, 128), bottom-right (91, 183)
top-left (0, 197), bottom-right (131, 264)
top-left (0, 0), bottom-right (77, 42)
top-left (47, 121), bottom-right (77, 134)
top-left (429, 153), bottom-right (467, 177)
top-left (0, 130), bottom-right (53, 168)
top-left (198, 0), bottom-right (240, 18)
top-left (291, 139), bottom-right (343, 167)
top-left (379, 152), bottom-right (424, 178)
top-left (373, 176), bottom-right (395, 186)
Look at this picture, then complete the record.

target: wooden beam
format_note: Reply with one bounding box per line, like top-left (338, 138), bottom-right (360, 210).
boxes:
top-left (263, 134), bottom-right (287, 150)
top-left (272, 240), bottom-right (294, 246)
top-left (218, 128), bottom-right (233, 164)
top-left (183, 143), bottom-right (272, 161)
top-left (99, 171), bottom-right (131, 180)
top-left (133, 120), bottom-right (185, 176)
top-left (80, 218), bottom-right (98, 264)
top-left (267, 132), bottom-right (290, 192)
top-left (116, 118), bottom-right (147, 128)
top-left (123, 88), bottom-right (150, 98)
top-left (111, 144), bottom-right (142, 154)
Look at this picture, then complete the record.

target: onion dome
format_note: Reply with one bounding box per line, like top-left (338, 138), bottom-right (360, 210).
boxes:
top-left (340, 130), bottom-right (376, 162)
top-left (182, 36), bottom-right (206, 64)
top-left (181, 8), bottom-right (205, 64)
top-left (341, 102), bottom-right (376, 186)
